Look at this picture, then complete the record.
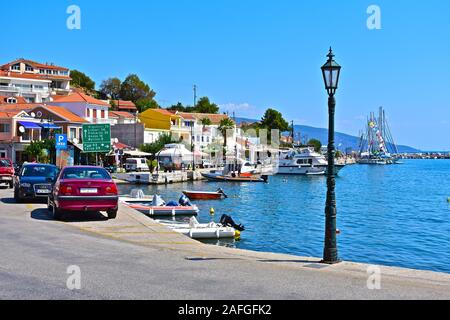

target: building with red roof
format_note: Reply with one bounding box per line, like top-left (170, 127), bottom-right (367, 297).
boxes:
top-left (48, 91), bottom-right (113, 125)
top-left (0, 59), bottom-right (71, 103)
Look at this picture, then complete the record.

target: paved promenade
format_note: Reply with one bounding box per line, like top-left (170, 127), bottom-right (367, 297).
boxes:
top-left (0, 187), bottom-right (449, 300)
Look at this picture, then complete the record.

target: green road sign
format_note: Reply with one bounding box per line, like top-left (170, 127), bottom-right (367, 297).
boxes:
top-left (82, 124), bottom-right (111, 153)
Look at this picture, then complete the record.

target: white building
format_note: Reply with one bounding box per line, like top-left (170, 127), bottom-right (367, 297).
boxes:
top-left (0, 59), bottom-right (71, 103)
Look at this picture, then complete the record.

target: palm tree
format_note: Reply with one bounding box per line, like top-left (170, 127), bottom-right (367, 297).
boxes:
top-left (201, 117), bottom-right (212, 129)
top-left (218, 118), bottom-right (235, 163)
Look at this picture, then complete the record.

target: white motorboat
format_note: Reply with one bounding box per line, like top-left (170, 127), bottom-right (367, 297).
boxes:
top-left (277, 147), bottom-right (345, 175)
top-left (157, 215), bottom-right (245, 239)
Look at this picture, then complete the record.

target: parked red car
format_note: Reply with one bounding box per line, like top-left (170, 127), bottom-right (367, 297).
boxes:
top-left (48, 166), bottom-right (119, 220)
top-left (0, 158), bottom-right (14, 189)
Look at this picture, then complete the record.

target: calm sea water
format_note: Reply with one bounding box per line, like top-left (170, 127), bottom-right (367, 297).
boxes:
top-left (119, 160), bottom-right (450, 274)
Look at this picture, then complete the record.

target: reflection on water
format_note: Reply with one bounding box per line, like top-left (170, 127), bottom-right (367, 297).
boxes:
top-left (119, 160), bottom-right (450, 273)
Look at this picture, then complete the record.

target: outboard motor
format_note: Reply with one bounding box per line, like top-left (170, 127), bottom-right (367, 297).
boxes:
top-left (262, 175), bottom-right (269, 183)
top-left (179, 194), bottom-right (192, 207)
top-left (220, 214), bottom-right (245, 232)
top-left (217, 188), bottom-right (228, 198)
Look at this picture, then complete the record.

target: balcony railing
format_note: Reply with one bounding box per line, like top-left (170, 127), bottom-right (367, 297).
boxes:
top-left (85, 118), bottom-right (115, 125)
top-left (0, 85), bottom-right (19, 92)
top-left (0, 85), bottom-right (50, 94)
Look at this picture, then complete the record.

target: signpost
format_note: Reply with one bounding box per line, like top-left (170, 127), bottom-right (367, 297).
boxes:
top-left (82, 124), bottom-right (111, 153)
top-left (55, 134), bottom-right (68, 150)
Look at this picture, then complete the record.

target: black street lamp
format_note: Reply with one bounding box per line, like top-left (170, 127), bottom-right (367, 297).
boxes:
top-left (321, 47), bottom-right (342, 264)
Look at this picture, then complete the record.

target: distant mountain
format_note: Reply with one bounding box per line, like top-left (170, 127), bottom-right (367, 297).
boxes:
top-left (235, 117), bottom-right (421, 153)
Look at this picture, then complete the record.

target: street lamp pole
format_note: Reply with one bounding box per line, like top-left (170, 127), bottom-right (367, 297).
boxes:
top-left (321, 48), bottom-right (342, 264)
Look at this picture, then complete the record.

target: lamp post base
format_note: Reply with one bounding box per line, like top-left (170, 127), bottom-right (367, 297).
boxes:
top-left (320, 259), bottom-right (342, 265)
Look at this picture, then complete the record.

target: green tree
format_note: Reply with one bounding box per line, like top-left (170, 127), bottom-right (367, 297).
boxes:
top-left (24, 139), bottom-right (55, 163)
top-left (307, 139), bottom-right (322, 152)
top-left (201, 117), bottom-right (212, 128)
top-left (135, 98), bottom-right (160, 112)
top-left (120, 74), bottom-right (156, 109)
top-left (167, 102), bottom-right (187, 112)
top-left (70, 70), bottom-right (95, 91)
top-left (260, 108), bottom-right (289, 132)
top-left (218, 118), bottom-right (236, 162)
top-left (195, 97), bottom-right (219, 114)
top-left (100, 77), bottom-right (122, 100)
top-left (140, 134), bottom-right (179, 155)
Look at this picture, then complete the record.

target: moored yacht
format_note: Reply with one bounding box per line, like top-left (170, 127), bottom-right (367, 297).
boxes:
top-left (277, 147), bottom-right (345, 175)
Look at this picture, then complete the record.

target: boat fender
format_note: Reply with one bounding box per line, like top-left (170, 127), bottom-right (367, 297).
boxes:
top-left (210, 207), bottom-right (215, 216)
top-left (216, 229), bottom-right (220, 239)
top-left (447, 197), bottom-right (450, 203)
top-left (235, 230), bottom-right (241, 239)
top-left (189, 230), bottom-right (193, 238)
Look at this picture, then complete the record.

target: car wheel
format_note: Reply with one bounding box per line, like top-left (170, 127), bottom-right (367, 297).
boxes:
top-left (14, 189), bottom-right (22, 203)
top-left (52, 204), bottom-right (63, 221)
top-left (47, 197), bottom-right (53, 212)
top-left (107, 209), bottom-right (118, 220)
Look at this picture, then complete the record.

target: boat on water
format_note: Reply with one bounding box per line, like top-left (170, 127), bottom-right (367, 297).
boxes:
top-left (182, 188), bottom-right (228, 200)
top-left (357, 107), bottom-right (400, 165)
top-left (201, 172), bottom-right (268, 183)
top-left (157, 215), bottom-right (245, 239)
top-left (120, 192), bottom-right (199, 216)
top-left (277, 147), bottom-right (345, 175)
top-left (202, 160), bottom-right (269, 183)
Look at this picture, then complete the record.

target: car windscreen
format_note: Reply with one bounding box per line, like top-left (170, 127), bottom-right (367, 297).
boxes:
top-left (21, 166), bottom-right (57, 178)
top-left (61, 168), bottom-right (110, 180)
top-left (0, 159), bottom-right (12, 167)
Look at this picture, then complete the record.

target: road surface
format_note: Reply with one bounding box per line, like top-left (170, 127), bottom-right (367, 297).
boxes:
top-left (0, 187), bottom-right (449, 300)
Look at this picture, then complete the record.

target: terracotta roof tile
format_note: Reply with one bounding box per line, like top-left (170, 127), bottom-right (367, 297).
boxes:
top-left (51, 92), bottom-right (110, 107)
top-left (1, 59), bottom-right (69, 71)
top-left (37, 105), bottom-right (88, 123)
top-left (178, 112), bottom-right (230, 125)
top-left (0, 95), bottom-right (27, 104)
top-left (110, 111), bottom-right (135, 119)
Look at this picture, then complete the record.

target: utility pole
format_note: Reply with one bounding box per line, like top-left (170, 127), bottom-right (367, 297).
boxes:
top-left (193, 85), bottom-right (197, 107)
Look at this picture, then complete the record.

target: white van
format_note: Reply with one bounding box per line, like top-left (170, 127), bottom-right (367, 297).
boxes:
top-left (124, 158), bottom-right (150, 172)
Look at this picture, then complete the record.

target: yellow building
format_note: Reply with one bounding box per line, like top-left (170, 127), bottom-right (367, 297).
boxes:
top-left (139, 109), bottom-right (181, 131)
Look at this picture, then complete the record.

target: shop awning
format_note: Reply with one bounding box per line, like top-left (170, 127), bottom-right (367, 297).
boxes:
top-left (18, 121), bottom-right (41, 129)
top-left (40, 123), bottom-right (61, 129)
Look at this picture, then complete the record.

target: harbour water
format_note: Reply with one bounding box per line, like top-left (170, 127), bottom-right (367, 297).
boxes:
top-left (119, 160), bottom-right (450, 274)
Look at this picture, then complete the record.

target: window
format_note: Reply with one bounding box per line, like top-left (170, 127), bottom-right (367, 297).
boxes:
top-left (21, 165), bottom-right (57, 178)
top-left (11, 64), bottom-right (20, 71)
top-left (69, 127), bottom-right (77, 140)
top-left (61, 167), bottom-right (110, 180)
top-left (0, 158), bottom-right (12, 167)
top-left (6, 98), bottom-right (16, 104)
top-left (0, 150), bottom-right (7, 159)
top-left (25, 65), bottom-right (33, 72)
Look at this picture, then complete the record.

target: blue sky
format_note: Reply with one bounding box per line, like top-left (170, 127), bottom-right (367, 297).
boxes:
top-left (2, 0), bottom-right (449, 150)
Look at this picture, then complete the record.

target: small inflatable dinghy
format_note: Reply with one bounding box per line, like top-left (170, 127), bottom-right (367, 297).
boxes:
top-left (157, 215), bottom-right (245, 239)
top-left (121, 193), bottom-right (199, 216)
